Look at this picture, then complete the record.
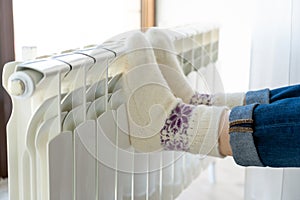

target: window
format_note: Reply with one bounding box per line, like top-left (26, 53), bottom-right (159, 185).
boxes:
top-left (13, 0), bottom-right (141, 59)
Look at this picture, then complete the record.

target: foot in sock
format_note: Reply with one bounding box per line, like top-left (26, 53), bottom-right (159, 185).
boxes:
top-left (113, 31), bottom-right (229, 157)
top-left (146, 28), bottom-right (245, 109)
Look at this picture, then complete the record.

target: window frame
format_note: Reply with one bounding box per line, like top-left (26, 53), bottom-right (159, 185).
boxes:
top-left (0, 0), bottom-right (15, 178)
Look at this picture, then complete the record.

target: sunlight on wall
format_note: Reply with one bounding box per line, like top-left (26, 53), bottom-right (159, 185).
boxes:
top-left (13, 0), bottom-right (140, 60)
top-left (157, 0), bottom-right (254, 92)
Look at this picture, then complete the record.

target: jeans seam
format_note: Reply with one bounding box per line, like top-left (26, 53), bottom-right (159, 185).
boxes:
top-left (256, 123), bottom-right (300, 129)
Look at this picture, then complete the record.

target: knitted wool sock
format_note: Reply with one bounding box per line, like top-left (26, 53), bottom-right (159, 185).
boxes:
top-left (146, 28), bottom-right (245, 109)
top-left (190, 92), bottom-right (245, 109)
top-left (116, 32), bottom-right (228, 157)
top-left (145, 28), bottom-right (195, 103)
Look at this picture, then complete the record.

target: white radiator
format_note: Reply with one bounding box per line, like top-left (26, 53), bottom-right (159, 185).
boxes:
top-left (2, 25), bottom-right (221, 200)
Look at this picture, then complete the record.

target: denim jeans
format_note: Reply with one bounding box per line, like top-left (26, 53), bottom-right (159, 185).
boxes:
top-left (229, 84), bottom-right (300, 167)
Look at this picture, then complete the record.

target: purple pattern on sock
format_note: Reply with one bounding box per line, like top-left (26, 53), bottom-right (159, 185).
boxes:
top-left (160, 103), bottom-right (195, 151)
top-left (189, 92), bottom-right (213, 106)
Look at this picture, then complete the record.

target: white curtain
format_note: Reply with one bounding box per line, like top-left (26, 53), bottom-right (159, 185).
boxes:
top-left (246, 0), bottom-right (300, 199)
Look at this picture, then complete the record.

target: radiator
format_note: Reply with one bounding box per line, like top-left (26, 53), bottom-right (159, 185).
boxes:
top-left (2, 25), bottom-right (221, 200)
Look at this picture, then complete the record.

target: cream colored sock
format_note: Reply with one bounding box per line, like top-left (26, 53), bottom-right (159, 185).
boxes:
top-left (190, 92), bottom-right (245, 109)
top-left (113, 32), bottom-right (228, 157)
top-left (145, 28), bottom-right (195, 103)
top-left (146, 28), bottom-right (245, 109)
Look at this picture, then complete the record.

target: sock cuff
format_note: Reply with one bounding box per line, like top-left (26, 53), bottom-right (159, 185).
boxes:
top-left (190, 92), bottom-right (214, 106)
top-left (129, 98), bottom-right (181, 153)
top-left (213, 93), bottom-right (245, 109)
top-left (188, 105), bottom-right (228, 157)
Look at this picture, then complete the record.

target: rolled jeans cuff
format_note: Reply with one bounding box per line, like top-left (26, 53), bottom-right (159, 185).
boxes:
top-left (229, 104), bottom-right (265, 167)
top-left (246, 88), bottom-right (270, 105)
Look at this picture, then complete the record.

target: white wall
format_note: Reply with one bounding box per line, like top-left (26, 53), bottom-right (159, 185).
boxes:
top-left (13, 0), bottom-right (141, 60)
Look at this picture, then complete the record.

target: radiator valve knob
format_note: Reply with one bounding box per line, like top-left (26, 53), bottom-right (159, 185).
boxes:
top-left (8, 71), bottom-right (35, 99)
top-left (8, 79), bottom-right (25, 96)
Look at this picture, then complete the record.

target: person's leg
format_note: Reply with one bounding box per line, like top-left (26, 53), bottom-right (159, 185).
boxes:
top-left (246, 84), bottom-right (300, 105)
top-left (229, 96), bottom-right (300, 167)
top-left (269, 84), bottom-right (300, 103)
top-left (253, 97), bottom-right (300, 167)
top-left (146, 28), bottom-right (245, 109)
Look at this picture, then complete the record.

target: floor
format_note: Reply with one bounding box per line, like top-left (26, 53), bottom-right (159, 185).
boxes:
top-left (177, 157), bottom-right (245, 200)
top-left (0, 157), bottom-right (244, 200)
top-left (0, 179), bottom-right (8, 200)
